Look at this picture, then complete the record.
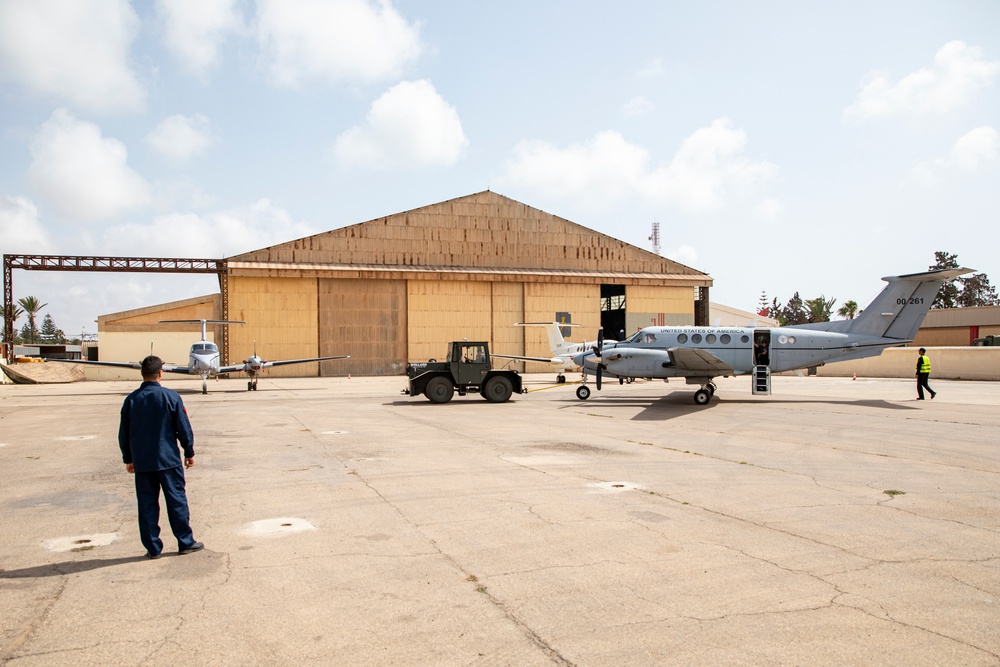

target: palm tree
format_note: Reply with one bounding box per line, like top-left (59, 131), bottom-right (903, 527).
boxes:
top-left (3, 303), bottom-right (25, 343)
top-left (17, 296), bottom-right (47, 344)
top-left (836, 300), bottom-right (859, 320)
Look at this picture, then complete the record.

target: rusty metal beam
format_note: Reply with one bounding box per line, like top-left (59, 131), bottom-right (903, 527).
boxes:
top-left (3, 254), bottom-right (228, 364)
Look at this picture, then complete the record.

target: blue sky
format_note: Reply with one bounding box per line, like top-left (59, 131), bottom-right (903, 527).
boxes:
top-left (1, 0), bottom-right (998, 337)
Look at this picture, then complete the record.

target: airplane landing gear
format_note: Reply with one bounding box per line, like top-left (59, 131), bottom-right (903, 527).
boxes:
top-left (557, 374), bottom-right (566, 384)
top-left (201, 378), bottom-right (208, 395)
top-left (576, 384), bottom-right (591, 400)
top-left (693, 382), bottom-right (717, 405)
top-left (248, 378), bottom-right (258, 391)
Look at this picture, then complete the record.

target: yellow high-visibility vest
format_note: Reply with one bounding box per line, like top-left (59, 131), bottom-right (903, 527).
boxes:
top-left (918, 355), bottom-right (931, 373)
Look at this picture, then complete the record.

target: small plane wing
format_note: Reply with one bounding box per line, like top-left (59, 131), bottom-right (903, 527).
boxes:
top-left (667, 347), bottom-right (734, 374)
top-left (492, 353), bottom-right (562, 364)
top-left (48, 359), bottom-right (191, 374)
top-left (218, 355), bottom-right (350, 374)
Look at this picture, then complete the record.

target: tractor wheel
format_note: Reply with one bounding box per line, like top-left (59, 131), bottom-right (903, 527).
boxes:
top-left (425, 376), bottom-right (455, 403)
top-left (483, 376), bottom-right (514, 403)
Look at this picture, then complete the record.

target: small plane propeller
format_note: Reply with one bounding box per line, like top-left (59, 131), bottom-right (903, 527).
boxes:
top-left (592, 327), bottom-right (604, 391)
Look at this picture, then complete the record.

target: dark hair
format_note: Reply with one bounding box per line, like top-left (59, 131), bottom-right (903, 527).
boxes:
top-left (141, 355), bottom-right (164, 378)
top-left (918, 348), bottom-right (926, 354)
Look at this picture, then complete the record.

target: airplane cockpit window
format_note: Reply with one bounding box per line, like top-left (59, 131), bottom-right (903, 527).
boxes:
top-left (628, 331), bottom-right (644, 344)
top-left (193, 343), bottom-right (218, 352)
top-left (642, 333), bottom-right (657, 344)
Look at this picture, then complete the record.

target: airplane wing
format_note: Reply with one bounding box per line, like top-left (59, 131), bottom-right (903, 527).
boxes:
top-left (492, 353), bottom-right (563, 364)
top-left (667, 347), bottom-right (734, 374)
top-left (218, 355), bottom-right (349, 374)
top-left (47, 359), bottom-right (190, 373)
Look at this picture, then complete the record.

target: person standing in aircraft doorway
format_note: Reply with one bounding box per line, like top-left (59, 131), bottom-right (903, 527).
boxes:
top-left (915, 347), bottom-right (936, 400)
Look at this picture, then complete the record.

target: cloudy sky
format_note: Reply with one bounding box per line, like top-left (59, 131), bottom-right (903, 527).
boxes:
top-left (1, 0), bottom-right (998, 337)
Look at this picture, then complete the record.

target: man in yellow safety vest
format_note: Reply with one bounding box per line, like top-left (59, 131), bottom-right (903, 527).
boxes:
top-left (916, 347), bottom-right (936, 400)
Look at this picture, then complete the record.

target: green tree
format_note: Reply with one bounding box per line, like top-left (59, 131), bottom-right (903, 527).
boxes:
top-left (805, 295), bottom-right (836, 323)
top-left (40, 314), bottom-right (63, 343)
top-left (16, 296), bottom-right (47, 344)
top-left (778, 292), bottom-right (807, 326)
top-left (3, 302), bottom-right (25, 343)
top-left (957, 273), bottom-right (999, 307)
top-left (757, 291), bottom-right (770, 317)
top-left (836, 300), bottom-right (859, 319)
top-left (929, 251), bottom-right (960, 309)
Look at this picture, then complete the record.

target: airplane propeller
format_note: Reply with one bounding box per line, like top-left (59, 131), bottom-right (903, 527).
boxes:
top-left (592, 327), bottom-right (604, 391)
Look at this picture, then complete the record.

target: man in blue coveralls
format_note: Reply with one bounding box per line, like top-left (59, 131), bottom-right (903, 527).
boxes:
top-left (119, 355), bottom-right (204, 558)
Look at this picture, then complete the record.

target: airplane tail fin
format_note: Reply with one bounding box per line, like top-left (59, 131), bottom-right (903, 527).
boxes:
top-left (516, 322), bottom-right (576, 355)
top-left (804, 268), bottom-right (973, 339)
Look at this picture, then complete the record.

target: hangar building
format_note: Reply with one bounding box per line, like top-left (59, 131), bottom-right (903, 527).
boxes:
top-left (99, 191), bottom-right (714, 377)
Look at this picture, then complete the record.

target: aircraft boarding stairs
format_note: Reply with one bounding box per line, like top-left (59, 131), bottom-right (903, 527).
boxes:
top-left (752, 365), bottom-right (771, 395)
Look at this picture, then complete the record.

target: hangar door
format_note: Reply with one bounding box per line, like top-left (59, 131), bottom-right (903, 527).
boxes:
top-left (319, 278), bottom-right (407, 376)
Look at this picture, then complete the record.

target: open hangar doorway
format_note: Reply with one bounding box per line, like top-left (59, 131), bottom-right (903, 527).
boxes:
top-left (601, 284), bottom-right (626, 340)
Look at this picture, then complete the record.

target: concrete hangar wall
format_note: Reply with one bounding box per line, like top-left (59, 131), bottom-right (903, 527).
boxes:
top-left (225, 191), bottom-right (713, 377)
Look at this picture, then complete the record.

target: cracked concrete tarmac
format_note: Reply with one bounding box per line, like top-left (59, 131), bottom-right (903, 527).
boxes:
top-left (1, 373), bottom-right (998, 665)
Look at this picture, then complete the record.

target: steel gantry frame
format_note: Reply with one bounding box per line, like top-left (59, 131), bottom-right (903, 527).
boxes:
top-left (3, 254), bottom-right (229, 365)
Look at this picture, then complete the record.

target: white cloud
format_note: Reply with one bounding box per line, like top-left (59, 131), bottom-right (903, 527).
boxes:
top-left (753, 198), bottom-right (784, 223)
top-left (623, 95), bottom-right (654, 117)
top-left (0, 195), bottom-right (52, 253)
top-left (255, 0), bottom-right (422, 87)
top-left (144, 114), bottom-right (217, 161)
top-left (99, 199), bottom-right (316, 258)
top-left (634, 58), bottom-right (665, 79)
top-left (0, 0), bottom-right (144, 114)
top-left (332, 79), bottom-right (467, 169)
top-left (666, 244), bottom-right (698, 267)
top-left (28, 110), bottom-right (152, 221)
top-left (499, 118), bottom-right (778, 213)
top-left (844, 41), bottom-right (1000, 122)
top-left (156, 0), bottom-right (244, 76)
top-left (911, 126), bottom-right (1000, 182)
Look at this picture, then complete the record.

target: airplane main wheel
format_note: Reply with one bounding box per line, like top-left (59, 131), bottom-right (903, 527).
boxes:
top-left (248, 381), bottom-right (253, 391)
top-left (576, 385), bottom-right (591, 400)
top-left (425, 376), bottom-right (454, 403)
top-left (693, 389), bottom-right (711, 405)
top-left (483, 376), bottom-right (514, 403)
top-left (557, 374), bottom-right (566, 384)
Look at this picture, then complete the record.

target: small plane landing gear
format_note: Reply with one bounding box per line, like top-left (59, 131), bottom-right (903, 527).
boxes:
top-left (693, 382), bottom-right (717, 405)
top-left (576, 384), bottom-right (591, 400)
top-left (201, 378), bottom-right (208, 395)
top-left (248, 378), bottom-right (258, 391)
top-left (557, 374), bottom-right (566, 384)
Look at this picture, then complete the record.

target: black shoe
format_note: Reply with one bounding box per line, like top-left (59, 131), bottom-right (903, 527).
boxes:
top-left (146, 551), bottom-right (162, 559)
top-left (931, 393), bottom-right (936, 399)
top-left (917, 397), bottom-right (924, 400)
top-left (179, 541), bottom-right (204, 555)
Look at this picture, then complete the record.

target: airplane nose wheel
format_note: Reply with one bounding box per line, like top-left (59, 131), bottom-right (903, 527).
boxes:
top-left (576, 384), bottom-right (591, 400)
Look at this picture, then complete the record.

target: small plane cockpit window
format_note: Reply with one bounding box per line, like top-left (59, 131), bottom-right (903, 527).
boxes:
top-left (691, 334), bottom-right (703, 344)
top-left (677, 334), bottom-right (688, 344)
top-left (720, 334), bottom-right (731, 344)
top-left (642, 333), bottom-right (657, 344)
top-left (628, 331), bottom-right (644, 344)
top-left (706, 334), bottom-right (717, 344)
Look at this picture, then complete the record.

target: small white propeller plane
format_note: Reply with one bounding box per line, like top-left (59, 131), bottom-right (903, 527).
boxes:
top-left (493, 322), bottom-right (618, 383)
top-left (53, 319), bottom-right (349, 394)
top-left (571, 268), bottom-right (973, 405)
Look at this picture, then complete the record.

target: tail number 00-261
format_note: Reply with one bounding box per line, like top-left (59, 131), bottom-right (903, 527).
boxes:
top-left (897, 297), bottom-right (924, 305)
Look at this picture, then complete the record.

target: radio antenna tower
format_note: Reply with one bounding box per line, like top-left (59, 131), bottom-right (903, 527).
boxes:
top-left (648, 221), bottom-right (661, 255)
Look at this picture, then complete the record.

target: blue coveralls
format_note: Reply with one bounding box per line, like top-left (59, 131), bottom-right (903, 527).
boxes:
top-left (119, 381), bottom-right (197, 555)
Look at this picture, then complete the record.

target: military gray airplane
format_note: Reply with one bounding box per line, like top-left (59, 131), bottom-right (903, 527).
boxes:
top-left (53, 319), bottom-right (348, 394)
top-left (493, 322), bottom-right (618, 383)
top-left (571, 268), bottom-right (973, 405)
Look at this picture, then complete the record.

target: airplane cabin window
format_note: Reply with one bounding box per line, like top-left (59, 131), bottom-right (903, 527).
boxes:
top-left (677, 334), bottom-right (688, 343)
top-left (706, 334), bottom-right (717, 344)
top-left (691, 334), bottom-right (702, 343)
top-left (720, 334), bottom-right (731, 344)
top-left (741, 335), bottom-right (750, 343)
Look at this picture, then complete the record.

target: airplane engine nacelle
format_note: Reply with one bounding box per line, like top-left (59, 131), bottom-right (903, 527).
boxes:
top-left (602, 348), bottom-right (673, 376)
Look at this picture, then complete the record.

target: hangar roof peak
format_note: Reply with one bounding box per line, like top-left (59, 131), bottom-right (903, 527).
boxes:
top-left (231, 191), bottom-right (711, 284)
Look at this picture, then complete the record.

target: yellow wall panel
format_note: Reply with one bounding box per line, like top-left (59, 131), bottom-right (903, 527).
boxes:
top-left (228, 276), bottom-right (320, 377)
top-left (407, 280), bottom-right (491, 362)
top-left (522, 283), bottom-right (601, 362)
